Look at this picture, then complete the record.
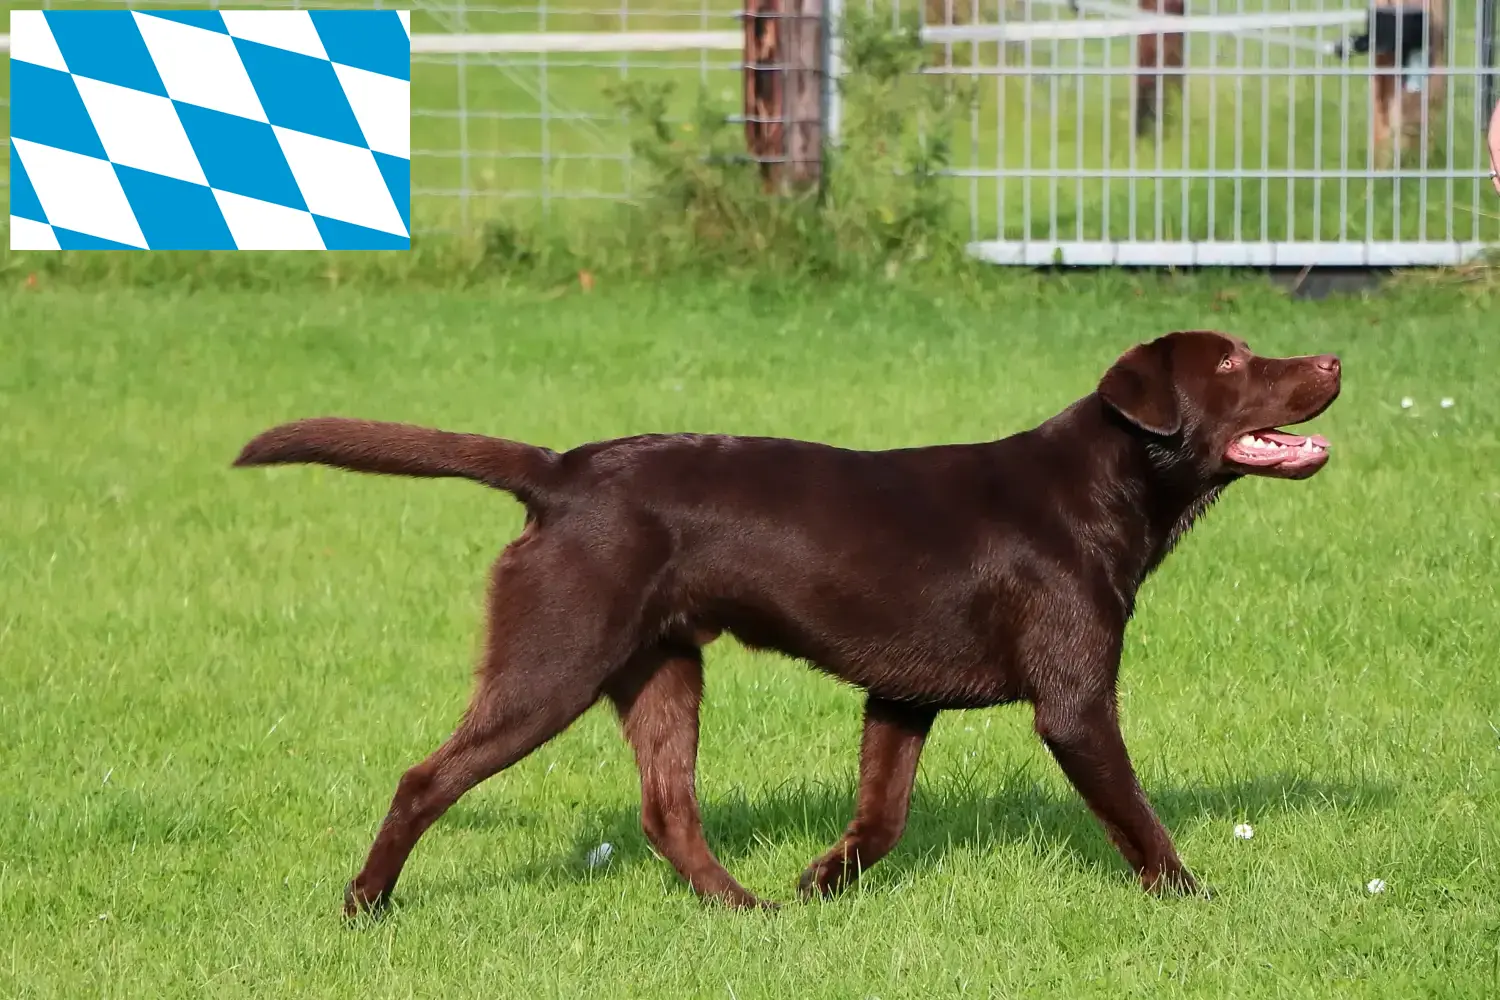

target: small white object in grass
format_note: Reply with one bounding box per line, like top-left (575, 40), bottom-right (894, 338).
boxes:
top-left (1400, 397), bottom-right (1414, 409)
top-left (1233, 823), bottom-right (1254, 840)
top-left (1366, 878), bottom-right (1387, 894)
top-left (1440, 397), bottom-right (1454, 409)
top-left (586, 842), bottom-right (614, 869)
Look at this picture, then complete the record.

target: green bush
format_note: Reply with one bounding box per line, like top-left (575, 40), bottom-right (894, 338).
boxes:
top-left (597, 7), bottom-right (976, 280)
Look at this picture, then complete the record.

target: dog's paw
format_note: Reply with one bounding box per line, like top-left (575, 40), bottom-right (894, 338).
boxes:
top-left (708, 887), bottom-right (779, 912)
top-left (342, 880), bottom-right (391, 921)
top-left (796, 860), bottom-right (854, 901)
top-left (1166, 880), bottom-right (1217, 902)
top-left (1141, 866), bottom-right (1205, 899)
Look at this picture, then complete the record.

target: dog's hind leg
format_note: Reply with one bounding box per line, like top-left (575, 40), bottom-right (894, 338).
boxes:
top-left (797, 697), bottom-right (938, 899)
top-left (343, 685), bottom-right (595, 917)
top-left (344, 530), bottom-right (661, 917)
top-left (606, 645), bottom-right (771, 909)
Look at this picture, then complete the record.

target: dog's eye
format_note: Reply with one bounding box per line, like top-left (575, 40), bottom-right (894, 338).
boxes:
top-left (1216, 355), bottom-right (1237, 373)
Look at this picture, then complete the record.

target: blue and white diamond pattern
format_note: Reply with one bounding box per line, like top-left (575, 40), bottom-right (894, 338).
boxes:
top-left (8, 9), bottom-right (411, 251)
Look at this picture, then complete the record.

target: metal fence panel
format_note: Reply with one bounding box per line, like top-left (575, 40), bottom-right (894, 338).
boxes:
top-left (906, 0), bottom-right (1499, 264)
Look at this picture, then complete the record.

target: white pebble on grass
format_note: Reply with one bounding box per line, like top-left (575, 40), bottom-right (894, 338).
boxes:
top-left (586, 843), bottom-right (614, 869)
top-left (1440, 397), bottom-right (1454, 409)
top-left (1366, 878), bottom-right (1387, 894)
top-left (1400, 397), bottom-right (1414, 409)
top-left (1233, 823), bottom-right (1255, 840)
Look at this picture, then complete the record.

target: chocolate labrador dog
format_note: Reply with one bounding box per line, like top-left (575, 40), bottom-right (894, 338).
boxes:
top-left (234, 329), bottom-right (1340, 914)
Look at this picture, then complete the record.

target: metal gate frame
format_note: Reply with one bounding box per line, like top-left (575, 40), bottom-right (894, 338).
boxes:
top-left (862, 0), bottom-right (1500, 266)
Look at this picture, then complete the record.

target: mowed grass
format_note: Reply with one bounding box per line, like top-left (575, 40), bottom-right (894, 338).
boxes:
top-left (2, 274), bottom-right (1499, 998)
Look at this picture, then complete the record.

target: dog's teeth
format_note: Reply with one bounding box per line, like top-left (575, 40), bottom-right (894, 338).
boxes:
top-left (1239, 435), bottom-right (1255, 447)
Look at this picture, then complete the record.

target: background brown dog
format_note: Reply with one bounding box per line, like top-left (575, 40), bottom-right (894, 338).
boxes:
top-left (235, 331), bottom-right (1339, 914)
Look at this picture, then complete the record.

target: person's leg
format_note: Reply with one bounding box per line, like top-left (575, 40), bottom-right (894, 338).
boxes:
top-left (1488, 93), bottom-right (1500, 193)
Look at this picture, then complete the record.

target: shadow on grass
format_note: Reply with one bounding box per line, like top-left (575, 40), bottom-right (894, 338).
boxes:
top-left (422, 770), bottom-right (1395, 906)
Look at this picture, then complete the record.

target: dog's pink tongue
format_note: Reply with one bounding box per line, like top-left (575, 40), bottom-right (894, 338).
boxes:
top-left (1258, 430), bottom-right (1330, 448)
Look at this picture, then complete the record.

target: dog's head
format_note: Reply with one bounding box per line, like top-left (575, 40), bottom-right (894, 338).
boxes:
top-left (1098, 330), bottom-right (1341, 480)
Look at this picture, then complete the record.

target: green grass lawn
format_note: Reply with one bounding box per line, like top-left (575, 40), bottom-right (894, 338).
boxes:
top-left (2, 273), bottom-right (1498, 997)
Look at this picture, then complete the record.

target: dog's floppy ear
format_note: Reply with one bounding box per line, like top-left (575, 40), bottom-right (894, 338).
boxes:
top-left (1098, 337), bottom-right (1180, 436)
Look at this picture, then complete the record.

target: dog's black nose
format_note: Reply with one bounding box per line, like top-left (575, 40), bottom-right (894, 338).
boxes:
top-left (1315, 354), bottom-right (1340, 374)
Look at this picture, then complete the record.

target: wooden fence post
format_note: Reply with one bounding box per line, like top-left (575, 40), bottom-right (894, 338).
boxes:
top-left (785, 0), bottom-right (823, 189)
top-left (744, 0), bottom-right (823, 192)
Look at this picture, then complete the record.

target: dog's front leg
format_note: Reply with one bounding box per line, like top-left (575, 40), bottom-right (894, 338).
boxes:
top-left (1033, 693), bottom-right (1197, 895)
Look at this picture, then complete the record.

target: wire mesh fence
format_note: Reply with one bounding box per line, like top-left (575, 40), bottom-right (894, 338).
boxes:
top-left (406, 0), bottom-right (742, 228)
top-left (1, 0), bottom-right (742, 234)
top-left (3, 0), bottom-right (1497, 260)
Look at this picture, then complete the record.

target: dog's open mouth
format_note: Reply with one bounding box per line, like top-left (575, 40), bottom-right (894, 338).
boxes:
top-left (1224, 429), bottom-right (1330, 477)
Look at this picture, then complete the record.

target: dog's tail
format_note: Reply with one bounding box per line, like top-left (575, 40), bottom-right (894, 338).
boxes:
top-left (233, 417), bottom-right (561, 507)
